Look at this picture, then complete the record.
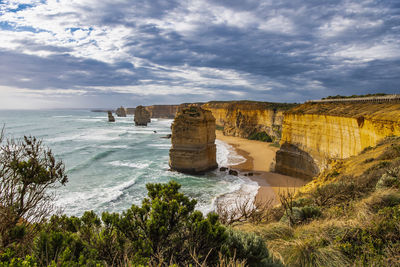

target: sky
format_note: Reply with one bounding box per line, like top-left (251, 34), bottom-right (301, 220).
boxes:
top-left (0, 0), bottom-right (399, 109)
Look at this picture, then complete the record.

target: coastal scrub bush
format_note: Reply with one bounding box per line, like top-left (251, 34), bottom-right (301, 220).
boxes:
top-left (221, 228), bottom-right (276, 266)
top-left (0, 134), bottom-right (68, 255)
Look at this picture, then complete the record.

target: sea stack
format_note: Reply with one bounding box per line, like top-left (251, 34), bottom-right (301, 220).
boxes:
top-left (107, 111), bottom-right (115, 122)
top-left (134, 105), bottom-right (151, 126)
top-left (169, 105), bottom-right (217, 174)
top-left (116, 106), bottom-right (127, 117)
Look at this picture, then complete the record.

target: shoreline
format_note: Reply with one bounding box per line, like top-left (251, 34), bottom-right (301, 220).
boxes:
top-left (216, 131), bottom-right (306, 204)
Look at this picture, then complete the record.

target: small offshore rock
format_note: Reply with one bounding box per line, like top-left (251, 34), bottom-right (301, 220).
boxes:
top-left (219, 167), bottom-right (228, 171)
top-left (229, 170), bottom-right (238, 176)
top-left (107, 111), bottom-right (115, 122)
top-left (116, 106), bottom-right (127, 117)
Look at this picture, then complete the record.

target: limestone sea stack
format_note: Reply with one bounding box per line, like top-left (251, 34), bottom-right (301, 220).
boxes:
top-left (116, 106), bottom-right (127, 117)
top-left (107, 111), bottom-right (115, 122)
top-left (169, 105), bottom-right (218, 174)
top-left (134, 105), bottom-right (151, 126)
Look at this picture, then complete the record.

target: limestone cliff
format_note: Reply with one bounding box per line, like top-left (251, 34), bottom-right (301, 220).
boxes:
top-left (134, 106), bottom-right (151, 126)
top-left (276, 102), bottom-right (400, 179)
top-left (145, 105), bottom-right (179, 119)
top-left (116, 106), bottom-right (127, 117)
top-left (202, 101), bottom-right (297, 141)
top-left (169, 105), bottom-right (217, 174)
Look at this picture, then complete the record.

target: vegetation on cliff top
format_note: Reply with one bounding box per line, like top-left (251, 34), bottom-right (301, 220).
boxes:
top-left (286, 101), bottom-right (400, 120)
top-left (236, 136), bottom-right (400, 266)
top-left (204, 101), bottom-right (298, 111)
top-left (322, 93), bottom-right (388, 100)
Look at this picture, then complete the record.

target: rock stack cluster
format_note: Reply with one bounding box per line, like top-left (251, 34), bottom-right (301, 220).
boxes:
top-left (169, 105), bottom-right (217, 174)
top-left (107, 111), bottom-right (115, 122)
top-left (134, 105), bottom-right (151, 126)
top-left (116, 106), bottom-right (127, 117)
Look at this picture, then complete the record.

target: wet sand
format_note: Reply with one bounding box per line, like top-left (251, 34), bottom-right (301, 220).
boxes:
top-left (216, 131), bottom-right (306, 204)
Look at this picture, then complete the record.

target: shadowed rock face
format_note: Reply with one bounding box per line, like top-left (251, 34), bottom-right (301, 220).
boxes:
top-left (107, 111), bottom-right (115, 122)
top-left (116, 106), bottom-right (127, 117)
top-left (169, 105), bottom-right (218, 174)
top-left (134, 106), bottom-right (151, 126)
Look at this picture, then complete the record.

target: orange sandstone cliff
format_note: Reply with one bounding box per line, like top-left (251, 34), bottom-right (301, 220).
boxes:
top-left (276, 101), bottom-right (400, 178)
top-left (202, 101), bottom-right (297, 141)
top-left (169, 105), bottom-right (217, 174)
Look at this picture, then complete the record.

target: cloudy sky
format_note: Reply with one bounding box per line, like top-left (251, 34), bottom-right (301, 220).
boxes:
top-left (0, 0), bottom-right (399, 109)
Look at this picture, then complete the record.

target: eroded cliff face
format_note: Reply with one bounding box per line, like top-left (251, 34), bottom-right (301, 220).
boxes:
top-left (276, 102), bottom-right (400, 179)
top-left (202, 101), bottom-right (297, 141)
top-left (145, 105), bottom-right (179, 119)
top-left (169, 105), bottom-right (217, 174)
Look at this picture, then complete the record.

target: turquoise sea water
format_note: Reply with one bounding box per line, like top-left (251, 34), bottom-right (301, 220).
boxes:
top-left (0, 110), bottom-right (258, 216)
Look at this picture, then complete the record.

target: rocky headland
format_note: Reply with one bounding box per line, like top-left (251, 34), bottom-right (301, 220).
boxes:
top-left (169, 105), bottom-right (217, 174)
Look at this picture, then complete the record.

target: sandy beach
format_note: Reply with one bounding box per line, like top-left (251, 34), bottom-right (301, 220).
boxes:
top-left (216, 131), bottom-right (306, 204)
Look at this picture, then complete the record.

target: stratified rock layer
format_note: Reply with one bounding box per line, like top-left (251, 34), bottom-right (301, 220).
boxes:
top-left (134, 106), bottom-right (151, 126)
top-left (116, 106), bottom-right (127, 117)
top-left (202, 101), bottom-right (297, 141)
top-left (276, 102), bottom-right (400, 179)
top-left (169, 106), bottom-right (217, 174)
top-left (107, 111), bottom-right (115, 122)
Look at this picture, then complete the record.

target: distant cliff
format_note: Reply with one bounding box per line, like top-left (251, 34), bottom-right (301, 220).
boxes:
top-left (275, 101), bottom-right (400, 178)
top-left (145, 105), bottom-right (179, 119)
top-left (202, 101), bottom-right (297, 141)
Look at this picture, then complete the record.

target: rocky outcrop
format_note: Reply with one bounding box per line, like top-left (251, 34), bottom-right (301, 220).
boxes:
top-left (202, 101), bottom-right (297, 141)
top-left (169, 105), bottom-right (217, 174)
top-left (134, 106), bottom-right (151, 126)
top-left (107, 111), bottom-right (115, 122)
top-left (116, 106), bottom-right (127, 117)
top-left (275, 102), bottom-right (400, 179)
top-left (145, 105), bottom-right (179, 119)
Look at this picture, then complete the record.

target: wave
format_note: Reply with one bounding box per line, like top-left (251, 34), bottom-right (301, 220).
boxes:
top-left (215, 140), bottom-right (246, 166)
top-left (109, 160), bottom-right (150, 169)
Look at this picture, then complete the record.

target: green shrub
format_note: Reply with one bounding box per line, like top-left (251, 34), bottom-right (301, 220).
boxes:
top-left (280, 206), bottom-right (321, 225)
top-left (216, 125), bottom-right (224, 131)
top-left (248, 132), bottom-right (273, 142)
top-left (376, 167), bottom-right (400, 189)
top-left (311, 181), bottom-right (360, 207)
top-left (221, 228), bottom-right (276, 266)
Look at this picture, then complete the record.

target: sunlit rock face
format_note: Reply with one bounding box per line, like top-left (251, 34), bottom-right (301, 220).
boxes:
top-left (116, 106), bottom-right (127, 117)
top-left (276, 102), bottom-right (400, 179)
top-left (169, 105), bottom-right (218, 174)
top-left (134, 105), bottom-right (151, 126)
top-left (107, 111), bottom-right (115, 122)
top-left (202, 101), bottom-right (297, 141)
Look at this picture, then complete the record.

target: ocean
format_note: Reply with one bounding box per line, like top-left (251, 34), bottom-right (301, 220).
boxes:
top-left (0, 110), bottom-right (259, 216)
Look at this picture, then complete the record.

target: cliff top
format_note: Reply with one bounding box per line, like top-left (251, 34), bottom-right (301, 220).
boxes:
top-left (203, 100), bottom-right (298, 111)
top-left (287, 102), bottom-right (400, 121)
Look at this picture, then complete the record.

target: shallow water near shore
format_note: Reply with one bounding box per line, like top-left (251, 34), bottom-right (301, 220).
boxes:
top-left (0, 109), bottom-right (258, 216)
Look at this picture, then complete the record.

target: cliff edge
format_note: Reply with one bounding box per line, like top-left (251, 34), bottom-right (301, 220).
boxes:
top-left (276, 101), bottom-right (400, 178)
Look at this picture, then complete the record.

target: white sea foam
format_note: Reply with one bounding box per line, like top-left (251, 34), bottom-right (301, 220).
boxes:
top-left (109, 160), bottom-right (150, 169)
top-left (216, 139), bottom-right (246, 166)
